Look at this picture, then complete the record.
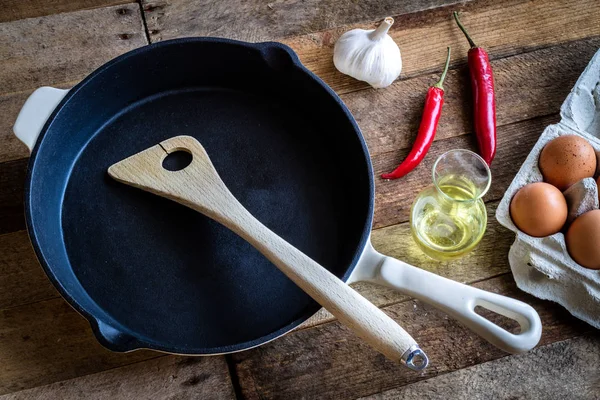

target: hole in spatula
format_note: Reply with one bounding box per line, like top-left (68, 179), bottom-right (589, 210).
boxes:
top-left (474, 306), bottom-right (521, 334)
top-left (162, 150), bottom-right (192, 171)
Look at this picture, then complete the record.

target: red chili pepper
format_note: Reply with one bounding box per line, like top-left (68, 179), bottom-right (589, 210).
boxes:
top-left (453, 11), bottom-right (496, 165)
top-left (381, 47), bottom-right (451, 180)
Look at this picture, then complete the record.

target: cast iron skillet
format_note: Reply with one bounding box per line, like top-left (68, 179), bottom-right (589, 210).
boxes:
top-left (14, 38), bottom-right (541, 355)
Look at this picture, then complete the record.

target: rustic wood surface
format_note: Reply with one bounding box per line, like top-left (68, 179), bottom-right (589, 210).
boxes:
top-left (359, 334), bottom-right (600, 400)
top-left (141, 0), bottom-right (469, 43)
top-left (0, 356), bottom-right (235, 400)
top-left (0, 0), bottom-right (134, 23)
top-left (230, 275), bottom-right (592, 399)
top-left (0, 0), bottom-right (599, 398)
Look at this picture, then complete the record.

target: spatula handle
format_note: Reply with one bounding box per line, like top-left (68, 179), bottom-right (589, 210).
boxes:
top-left (226, 203), bottom-right (426, 368)
top-left (108, 136), bottom-right (427, 370)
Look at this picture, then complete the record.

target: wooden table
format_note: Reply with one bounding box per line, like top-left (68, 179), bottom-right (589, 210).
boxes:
top-left (1, 0), bottom-right (599, 398)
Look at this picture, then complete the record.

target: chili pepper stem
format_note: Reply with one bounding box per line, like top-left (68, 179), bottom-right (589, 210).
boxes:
top-left (453, 11), bottom-right (477, 48)
top-left (433, 47), bottom-right (451, 90)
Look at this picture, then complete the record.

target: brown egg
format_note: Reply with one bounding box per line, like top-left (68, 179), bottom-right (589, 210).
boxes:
top-left (510, 182), bottom-right (567, 237)
top-left (566, 210), bottom-right (600, 269)
top-left (538, 135), bottom-right (596, 190)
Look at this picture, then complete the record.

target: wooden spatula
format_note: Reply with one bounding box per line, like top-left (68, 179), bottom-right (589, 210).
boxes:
top-left (108, 135), bottom-right (427, 370)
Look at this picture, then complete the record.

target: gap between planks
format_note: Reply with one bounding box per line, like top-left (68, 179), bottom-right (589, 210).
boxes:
top-left (0, 0), bottom-right (137, 23)
top-left (0, 32), bottom-right (595, 167)
top-left (0, 7), bottom-right (598, 165)
top-left (0, 27), bottom-right (587, 231)
top-left (229, 273), bottom-right (592, 400)
top-left (357, 333), bottom-right (600, 399)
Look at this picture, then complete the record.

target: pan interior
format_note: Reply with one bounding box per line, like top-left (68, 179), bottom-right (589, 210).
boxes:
top-left (29, 40), bottom-right (373, 353)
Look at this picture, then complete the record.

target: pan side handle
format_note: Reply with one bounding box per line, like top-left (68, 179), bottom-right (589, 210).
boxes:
top-left (356, 243), bottom-right (542, 354)
top-left (13, 86), bottom-right (69, 152)
top-left (91, 320), bottom-right (144, 353)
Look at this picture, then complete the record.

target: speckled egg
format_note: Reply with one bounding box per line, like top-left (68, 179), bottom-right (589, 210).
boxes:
top-left (566, 209), bottom-right (600, 270)
top-left (510, 182), bottom-right (568, 237)
top-left (538, 135), bottom-right (596, 191)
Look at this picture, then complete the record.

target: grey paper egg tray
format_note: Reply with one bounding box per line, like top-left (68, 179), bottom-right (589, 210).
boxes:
top-left (496, 48), bottom-right (600, 329)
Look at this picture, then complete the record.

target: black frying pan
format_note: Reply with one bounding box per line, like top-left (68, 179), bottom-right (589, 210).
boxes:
top-left (14, 38), bottom-right (541, 357)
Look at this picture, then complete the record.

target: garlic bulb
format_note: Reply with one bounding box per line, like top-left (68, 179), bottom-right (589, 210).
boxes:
top-left (333, 17), bottom-right (402, 89)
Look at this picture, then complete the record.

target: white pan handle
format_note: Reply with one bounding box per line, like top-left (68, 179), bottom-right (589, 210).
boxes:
top-left (359, 247), bottom-right (542, 354)
top-left (13, 87), bottom-right (69, 151)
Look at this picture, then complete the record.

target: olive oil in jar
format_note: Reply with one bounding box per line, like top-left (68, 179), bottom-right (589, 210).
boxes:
top-left (410, 150), bottom-right (491, 261)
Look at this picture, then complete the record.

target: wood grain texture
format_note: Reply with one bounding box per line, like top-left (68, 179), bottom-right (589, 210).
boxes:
top-left (347, 37), bottom-right (600, 157)
top-left (0, 159), bottom-right (27, 235)
top-left (360, 334), bottom-right (600, 400)
top-left (142, 0), bottom-right (469, 43)
top-left (0, 32), bottom-right (592, 173)
top-left (0, 198), bottom-right (521, 334)
top-left (0, 1), bottom-right (595, 165)
top-left (0, 4), bottom-right (146, 95)
top-left (0, 231), bottom-right (57, 309)
top-left (0, 298), bottom-right (159, 394)
top-left (0, 33), bottom-right (585, 233)
top-left (0, 356), bottom-right (235, 400)
top-left (232, 274), bottom-right (592, 400)
top-left (0, 198), bottom-right (511, 324)
top-left (0, 92), bottom-right (33, 163)
top-left (282, 0), bottom-right (600, 95)
top-left (0, 0), bottom-right (133, 23)
top-left (0, 31), bottom-right (590, 170)
top-left (1, 2), bottom-right (595, 166)
top-left (109, 135), bottom-right (419, 364)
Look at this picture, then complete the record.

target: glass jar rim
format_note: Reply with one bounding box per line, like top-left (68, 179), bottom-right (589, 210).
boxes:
top-left (431, 149), bottom-right (492, 203)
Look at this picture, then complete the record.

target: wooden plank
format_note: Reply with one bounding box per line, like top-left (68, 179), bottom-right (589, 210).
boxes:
top-left (0, 1), bottom-right (596, 169)
top-left (0, 356), bottom-right (235, 400)
top-left (141, 0), bottom-right (469, 43)
top-left (347, 37), bottom-right (600, 157)
top-left (300, 198), bottom-right (511, 329)
top-left (0, 297), bottom-right (160, 394)
top-left (0, 35), bottom-right (593, 226)
top-left (283, 0), bottom-right (600, 95)
top-left (0, 198), bottom-right (516, 332)
top-left (232, 274), bottom-right (592, 400)
top-left (359, 334), bottom-right (600, 399)
top-left (0, 4), bottom-right (148, 165)
top-left (0, 33), bottom-right (581, 233)
top-left (0, 230), bottom-right (57, 310)
top-left (0, 30), bottom-right (592, 170)
top-left (0, 116), bottom-right (553, 313)
top-left (0, 92), bottom-right (31, 163)
top-left (0, 199), bottom-right (509, 322)
top-left (0, 0), bottom-right (134, 23)
top-left (0, 159), bottom-right (26, 235)
top-left (0, 215), bottom-right (586, 396)
top-left (372, 113), bottom-right (559, 229)
top-left (0, 4), bottom-right (147, 95)
top-left (4, 0), bottom-right (593, 165)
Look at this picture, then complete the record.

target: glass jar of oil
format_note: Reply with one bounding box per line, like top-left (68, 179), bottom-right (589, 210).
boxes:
top-left (410, 149), bottom-right (491, 260)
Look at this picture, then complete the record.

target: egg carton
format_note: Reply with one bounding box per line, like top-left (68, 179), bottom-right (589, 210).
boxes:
top-left (496, 48), bottom-right (600, 329)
